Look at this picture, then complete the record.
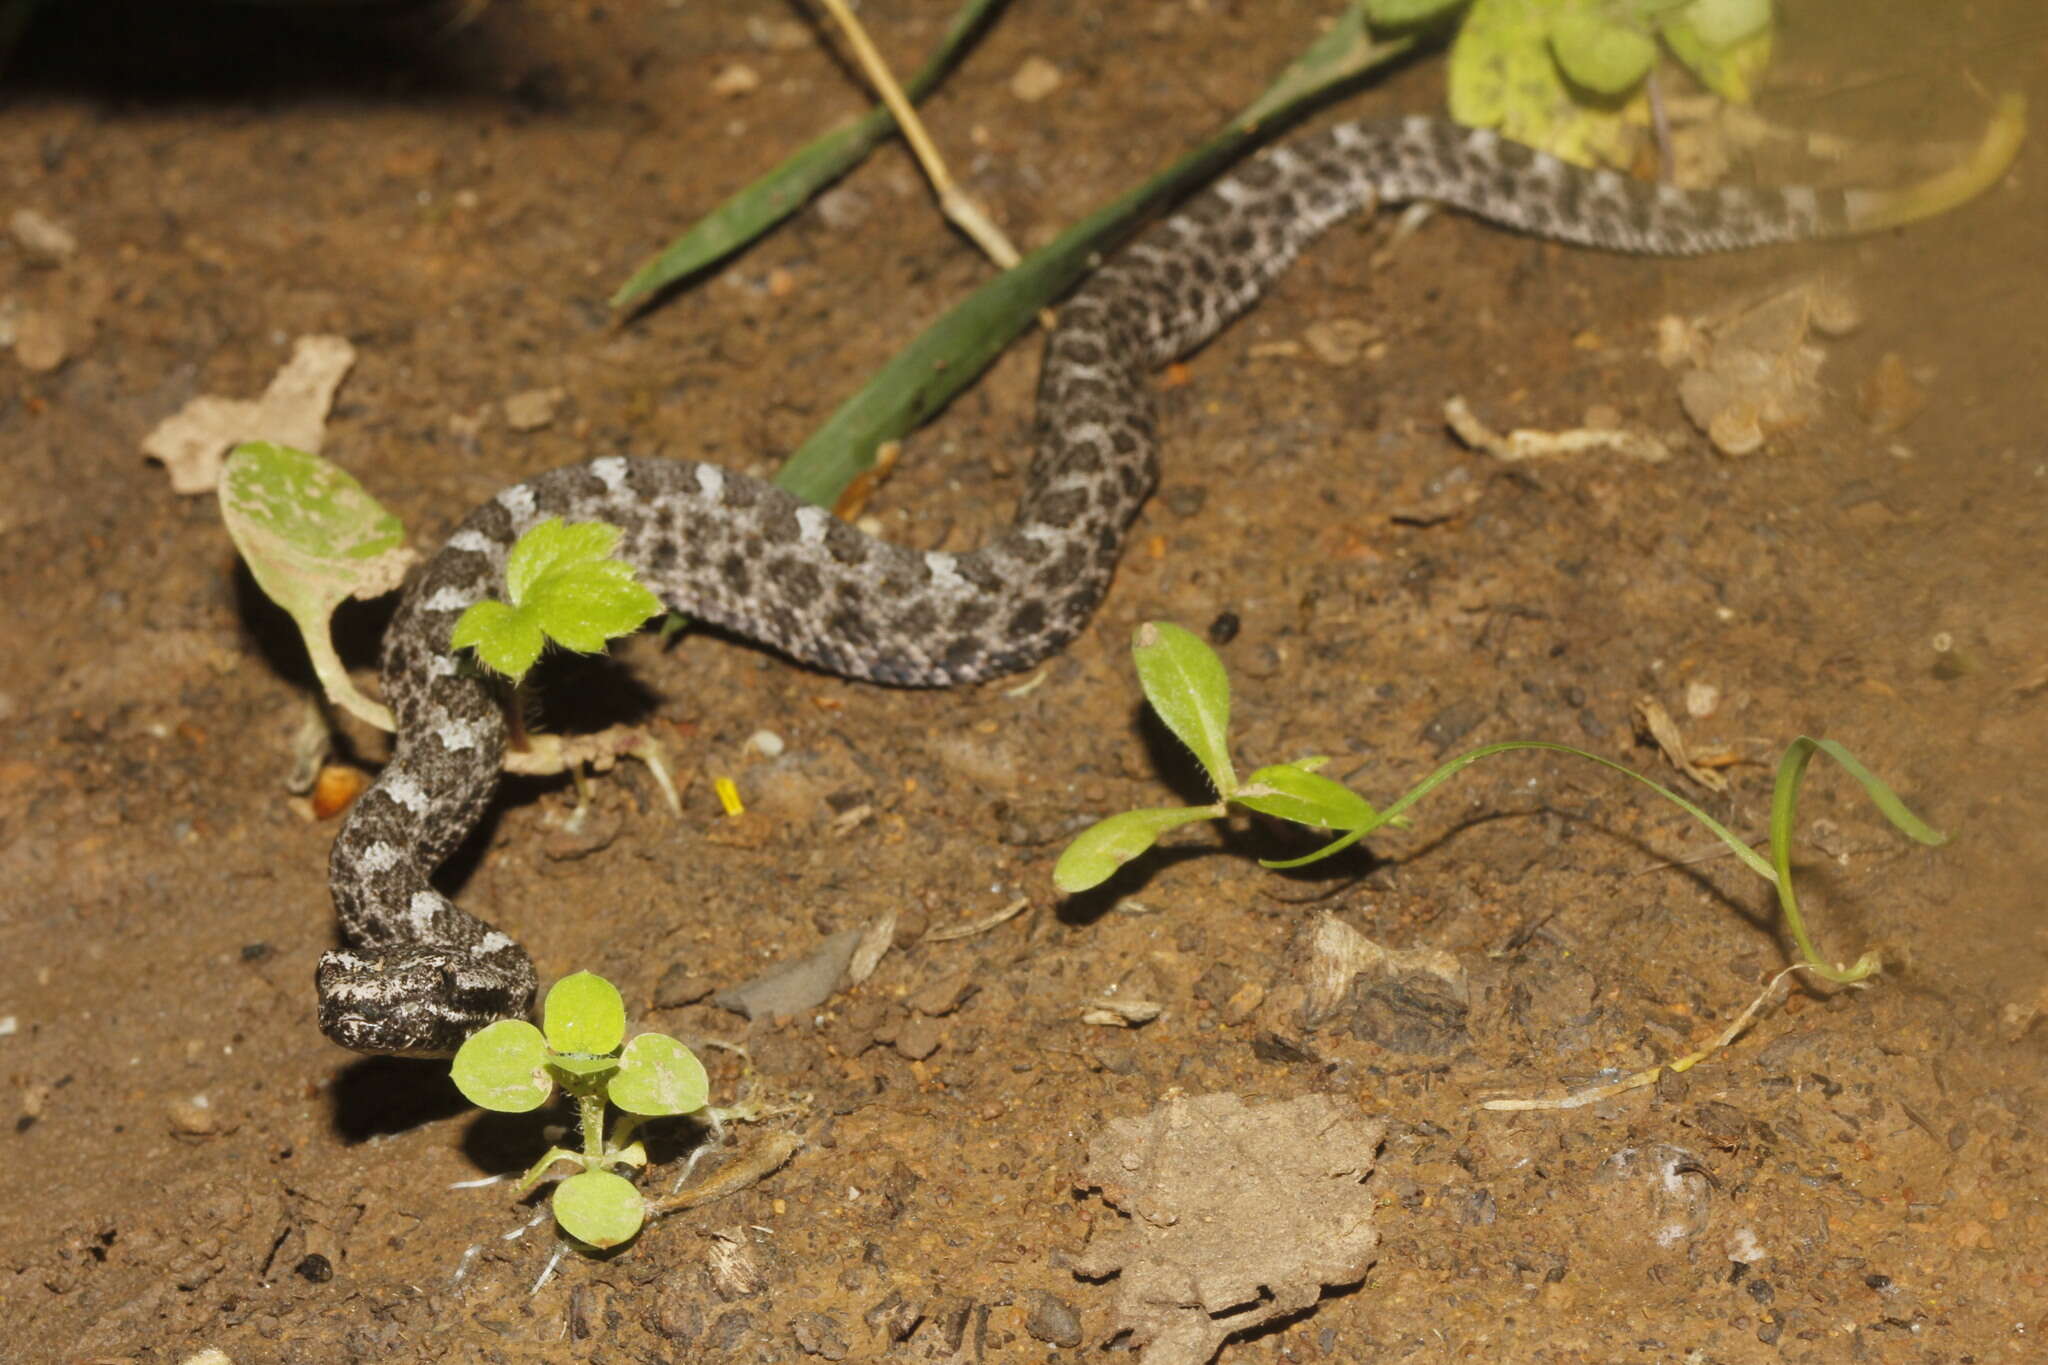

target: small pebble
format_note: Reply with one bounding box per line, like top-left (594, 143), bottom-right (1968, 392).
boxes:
top-left (1684, 680), bottom-right (1720, 718)
top-left (504, 386), bottom-right (565, 432)
top-left (1010, 56), bottom-right (1062, 102)
top-left (1025, 1292), bottom-right (1083, 1347)
top-left (711, 63), bottom-right (761, 98)
top-left (12, 308), bottom-right (67, 372)
top-left (168, 1093), bottom-right (219, 1136)
top-left (744, 729), bottom-right (786, 758)
top-left (10, 208), bottom-right (77, 264)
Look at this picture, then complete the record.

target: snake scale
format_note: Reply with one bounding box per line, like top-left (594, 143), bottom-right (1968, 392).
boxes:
top-left (317, 111), bottom-right (1916, 1056)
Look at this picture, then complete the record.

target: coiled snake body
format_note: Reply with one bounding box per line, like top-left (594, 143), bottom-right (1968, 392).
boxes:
top-left (318, 113), bottom-right (1886, 1055)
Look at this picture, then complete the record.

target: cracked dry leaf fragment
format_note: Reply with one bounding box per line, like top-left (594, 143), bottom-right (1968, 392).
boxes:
top-left (144, 335), bottom-right (357, 494)
top-left (1070, 1092), bottom-right (1385, 1365)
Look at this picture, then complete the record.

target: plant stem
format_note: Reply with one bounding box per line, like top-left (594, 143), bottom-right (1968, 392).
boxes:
top-left (578, 1089), bottom-right (607, 1167)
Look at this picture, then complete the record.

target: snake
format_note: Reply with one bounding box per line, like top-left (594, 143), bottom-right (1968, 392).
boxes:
top-left (315, 110), bottom-right (1949, 1056)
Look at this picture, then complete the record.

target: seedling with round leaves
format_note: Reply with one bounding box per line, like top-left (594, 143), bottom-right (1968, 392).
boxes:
top-left (1056, 622), bottom-right (1945, 989)
top-left (452, 971), bottom-right (710, 1250)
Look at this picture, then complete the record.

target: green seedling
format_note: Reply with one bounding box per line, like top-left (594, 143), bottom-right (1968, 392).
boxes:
top-left (1056, 622), bottom-right (1945, 987)
top-left (218, 441), bottom-right (417, 731)
top-left (449, 518), bottom-right (663, 684)
top-left (452, 971), bottom-right (710, 1250)
top-left (1363, 0), bottom-right (1775, 167)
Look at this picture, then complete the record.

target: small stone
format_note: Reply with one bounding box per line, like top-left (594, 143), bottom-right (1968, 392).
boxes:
top-left (894, 1013), bottom-right (943, 1061)
top-left (790, 1311), bottom-right (850, 1360)
top-left (1010, 56), bottom-right (1062, 102)
top-left (293, 1253), bottom-right (333, 1284)
top-left (12, 307), bottom-right (67, 372)
top-left (1683, 680), bottom-right (1720, 718)
top-left (168, 1093), bottom-right (219, 1136)
top-left (10, 208), bottom-right (77, 264)
top-left (504, 386), bottom-right (566, 432)
top-left (1220, 981), bottom-right (1266, 1026)
top-left (712, 63), bottom-right (761, 98)
top-left (1859, 351), bottom-right (1927, 436)
top-left (1024, 1292), bottom-right (1083, 1348)
top-left (906, 971), bottom-right (976, 1017)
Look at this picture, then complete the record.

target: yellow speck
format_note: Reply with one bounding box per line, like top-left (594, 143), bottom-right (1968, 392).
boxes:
top-left (715, 776), bottom-right (744, 816)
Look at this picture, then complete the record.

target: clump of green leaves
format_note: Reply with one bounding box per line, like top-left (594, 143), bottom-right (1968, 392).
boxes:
top-left (1364, 0), bottom-right (1775, 166)
top-left (452, 971), bottom-right (709, 1249)
top-left (450, 519), bottom-right (663, 683)
top-left (1056, 622), bottom-right (1945, 986)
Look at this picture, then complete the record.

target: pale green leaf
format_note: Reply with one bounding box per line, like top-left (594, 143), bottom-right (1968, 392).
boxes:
top-left (1132, 622), bottom-right (1236, 798)
top-left (542, 971), bottom-right (627, 1057)
top-left (451, 518), bottom-right (664, 682)
top-left (553, 1169), bottom-right (645, 1248)
top-left (1676, 0), bottom-right (1770, 48)
top-left (1548, 12), bottom-right (1656, 96)
top-left (1053, 805), bottom-right (1223, 894)
top-left (1660, 10), bottom-right (1772, 102)
top-left (449, 599), bottom-right (545, 679)
top-left (217, 442), bottom-right (413, 730)
top-left (1236, 763), bottom-right (1381, 832)
top-left (610, 1033), bottom-right (711, 1117)
top-left (450, 1019), bottom-right (553, 1113)
top-left (505, 518), bottom-right (624, 602)
top-left (1449, 0), bottom-right (1647, 168)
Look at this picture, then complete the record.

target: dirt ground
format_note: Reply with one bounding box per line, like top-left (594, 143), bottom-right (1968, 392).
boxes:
top-left (2, 2), bottom-right (2044, 1361)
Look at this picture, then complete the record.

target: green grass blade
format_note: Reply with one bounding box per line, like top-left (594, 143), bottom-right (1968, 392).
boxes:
top-left (1261, 740), bottom-right (1780, 879)
top-left (1767, 736), bottom-right (1944, 983)
top-left (609, 0), bottom-right (1008, 315)
top-left (772, 7), bottom-right (1415, 508)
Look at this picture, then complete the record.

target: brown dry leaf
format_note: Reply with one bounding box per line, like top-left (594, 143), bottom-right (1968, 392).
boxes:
top-left (1069, 1092), bottom-right (1385, 1365)
top-left (142, 335), bottom-right (356, 494)
top-left (1631, 695), bottom-right (1728, 793)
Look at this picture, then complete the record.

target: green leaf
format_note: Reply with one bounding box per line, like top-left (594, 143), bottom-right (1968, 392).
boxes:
top-left (542, 971), bottom-right (627, 1057)
top-left (218, 442), bottom-right (413, 730)
top-left (449, 599), bottom-right (543, 679)
top-left (450, 518), bottom-right (663, 683)
top-left (1132, 622), bottom-right (1237, 798)
top-left (1052, 805), bottom-right (1223, 894)
top-left (553, 1169), bottom-right (645, 1249)
top-left (1676, 0), bottom-right (1770, 48)
top-left (610, 1033), bottom-right (711, 1117)
top-left (1236, 762), bottom-right (1381, 832)
top-left (1548, 11), bottom-right (1656, 96)
top-left (1449, 0), bottom-right (1645, 168)
top-left (450, 1019), bottom-right (553, 1113)
top-left (1660, 7), bottom-right (1772, 102)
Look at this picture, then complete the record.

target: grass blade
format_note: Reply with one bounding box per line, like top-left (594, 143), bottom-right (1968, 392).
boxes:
top-left (609, 0), bottom-right (1008, 315)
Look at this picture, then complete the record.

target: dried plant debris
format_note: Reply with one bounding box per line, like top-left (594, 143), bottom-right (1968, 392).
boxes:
top-left (1070, 1092), bottom-right (1385, 1365)
top-left (1299, 912), bottom-right (1471, 1057)
top-left (143, 334), bottom-right (356, 493)
top-left (1656, 277), bottom-right (1862, 456)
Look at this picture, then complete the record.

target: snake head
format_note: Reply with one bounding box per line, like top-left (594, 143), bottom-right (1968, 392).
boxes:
top-left (316, 946), bottom-right (536, 1057)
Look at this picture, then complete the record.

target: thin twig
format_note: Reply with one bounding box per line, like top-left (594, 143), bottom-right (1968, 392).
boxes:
top-left (816, 0), bottom-right (1021, 270)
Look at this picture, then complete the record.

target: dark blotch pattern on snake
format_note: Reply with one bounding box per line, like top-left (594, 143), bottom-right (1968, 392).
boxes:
top-left (318, 113), bottom-right (1891, 1055)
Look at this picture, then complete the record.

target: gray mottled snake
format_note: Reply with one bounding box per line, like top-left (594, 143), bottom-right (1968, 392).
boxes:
top-left (316, 111), bottom-right (1935, 1056)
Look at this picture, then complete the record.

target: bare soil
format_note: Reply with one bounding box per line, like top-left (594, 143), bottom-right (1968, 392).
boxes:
top-left (3, 2), bottom-right (2044, 1362)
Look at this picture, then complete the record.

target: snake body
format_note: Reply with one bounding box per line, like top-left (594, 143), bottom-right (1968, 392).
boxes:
top-left (318, 113), bottom-right (1883, 1055)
